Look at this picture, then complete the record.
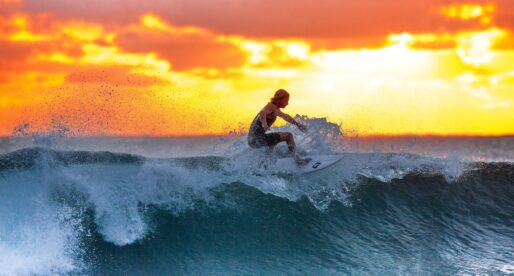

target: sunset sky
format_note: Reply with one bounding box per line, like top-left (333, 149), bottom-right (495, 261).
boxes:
top-left (1, 0), bottom-right (513, 136)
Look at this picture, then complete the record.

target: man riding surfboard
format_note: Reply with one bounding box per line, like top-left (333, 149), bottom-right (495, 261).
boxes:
top-left (247, 89), bottom-right (311, 166)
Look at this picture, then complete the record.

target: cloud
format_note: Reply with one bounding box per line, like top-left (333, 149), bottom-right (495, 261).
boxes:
top-left (0, 40), bottom-right (32, 65)
top-left (0, 14), bottom-right (86, 81)
top-left (115, 15), bottom-right (247, 71)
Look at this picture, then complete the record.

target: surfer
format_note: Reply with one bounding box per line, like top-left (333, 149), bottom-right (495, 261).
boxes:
top-left (247, 89), bottom-right (311, 166)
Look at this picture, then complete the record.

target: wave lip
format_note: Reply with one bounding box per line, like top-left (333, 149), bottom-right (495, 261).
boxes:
top-left (0, 147), bottom-right (144, 172)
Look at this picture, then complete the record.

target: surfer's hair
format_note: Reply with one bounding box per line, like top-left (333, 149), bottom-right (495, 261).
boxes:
top-left (271, 89), bottom-right (289, 105)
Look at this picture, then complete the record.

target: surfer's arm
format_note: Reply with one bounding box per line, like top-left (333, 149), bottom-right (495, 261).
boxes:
top-left (278, 111), bottom-right (307, 132)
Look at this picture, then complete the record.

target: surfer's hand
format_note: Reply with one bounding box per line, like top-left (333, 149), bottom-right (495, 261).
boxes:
top-left (297, 123), bottom-right (308, 132)
top-left (262, 124), bottom-right (270, 132)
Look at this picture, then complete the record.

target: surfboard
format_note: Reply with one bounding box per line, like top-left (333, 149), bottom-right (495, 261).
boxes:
top-left (256, 155), bottom-right (343, 176)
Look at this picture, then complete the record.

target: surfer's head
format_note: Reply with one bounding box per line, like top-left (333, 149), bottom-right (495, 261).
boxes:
top-left (271, 89), bottom-right (290, 108)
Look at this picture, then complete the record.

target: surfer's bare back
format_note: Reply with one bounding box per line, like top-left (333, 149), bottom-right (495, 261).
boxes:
top-left (247, 89), bottom-right (311, 165)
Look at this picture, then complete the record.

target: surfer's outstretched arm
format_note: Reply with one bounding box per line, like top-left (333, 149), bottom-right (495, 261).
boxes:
top-left (278, 111), bottom-right (307, 132)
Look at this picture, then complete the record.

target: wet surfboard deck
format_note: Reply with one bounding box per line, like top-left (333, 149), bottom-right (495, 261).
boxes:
top-left (256, 155), bottom-right (343, 176)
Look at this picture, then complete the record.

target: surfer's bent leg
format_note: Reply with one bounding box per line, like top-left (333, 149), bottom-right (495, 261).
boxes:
top-left (263, 133), bottom-right (282, 147)
top-left (262, 133), bottom-right (281, 155)
top-left (278, 132), bottom-right (295, 153)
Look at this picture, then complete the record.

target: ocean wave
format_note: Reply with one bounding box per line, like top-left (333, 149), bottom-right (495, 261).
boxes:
top-left (0, 147), bottom-right (513, 275)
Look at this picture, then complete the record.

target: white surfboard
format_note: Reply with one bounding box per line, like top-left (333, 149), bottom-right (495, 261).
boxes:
top-left (256, 155), bottom-right (343, 175)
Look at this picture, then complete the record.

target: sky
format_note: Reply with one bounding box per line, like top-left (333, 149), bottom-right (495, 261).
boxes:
top-left (1, 0), bottom-right (513, 136)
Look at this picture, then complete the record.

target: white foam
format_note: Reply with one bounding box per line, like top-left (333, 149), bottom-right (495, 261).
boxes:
top-left (59, 161), bottom-right (226, 246)
top-left (0, 170), bottom-right (85, 275)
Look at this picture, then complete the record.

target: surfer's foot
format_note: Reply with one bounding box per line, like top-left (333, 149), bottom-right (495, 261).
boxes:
top-left (295, 156), bottom-right (312, 166)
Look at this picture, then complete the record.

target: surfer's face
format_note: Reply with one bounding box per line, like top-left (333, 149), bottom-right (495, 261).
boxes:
top-left (278, 97), bottom-right (289, 108)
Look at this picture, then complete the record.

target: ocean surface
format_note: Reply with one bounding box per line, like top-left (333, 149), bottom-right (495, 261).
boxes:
top-left (0, 119), bottom-right (513, 275)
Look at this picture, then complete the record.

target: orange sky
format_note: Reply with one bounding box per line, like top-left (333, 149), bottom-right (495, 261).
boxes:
top-left (1, 0), bottom-right (513, 136)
